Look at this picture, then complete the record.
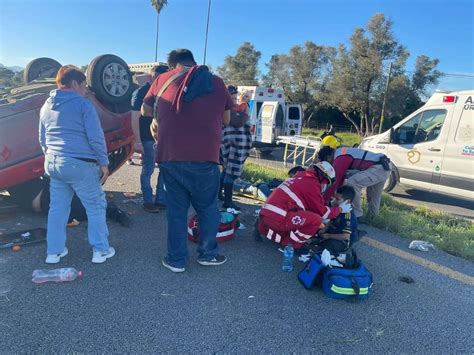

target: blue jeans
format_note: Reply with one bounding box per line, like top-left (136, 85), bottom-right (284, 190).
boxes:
top-left (44, 155), bottom-right (109, 254)
top-left (140, 141), bottom-right (165, 205)
top-left (159, 162), bottom-right (220, 268)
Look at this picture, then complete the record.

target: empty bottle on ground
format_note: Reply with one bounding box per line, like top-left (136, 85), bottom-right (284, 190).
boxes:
top-left (32, 267), bottom-right (83, 283)
top-left (282, 244), bottom-right (294, 272)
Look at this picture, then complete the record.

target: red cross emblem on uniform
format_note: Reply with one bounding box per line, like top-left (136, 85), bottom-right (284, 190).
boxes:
top-left (291, 216), bottom-right (303, 225)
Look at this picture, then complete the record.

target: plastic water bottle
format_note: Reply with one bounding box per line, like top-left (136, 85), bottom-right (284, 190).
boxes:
top-left (32, 267), bottom-right (83, 284)
top-left (282, 244), bottom-right (294, 272)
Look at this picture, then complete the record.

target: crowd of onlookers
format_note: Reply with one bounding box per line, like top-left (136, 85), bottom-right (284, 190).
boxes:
top-left (35, 48), bottom-right (391, 272)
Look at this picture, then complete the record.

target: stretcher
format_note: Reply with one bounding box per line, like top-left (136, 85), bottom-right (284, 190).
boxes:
top-left (277, 135), bottom-right (323, 167)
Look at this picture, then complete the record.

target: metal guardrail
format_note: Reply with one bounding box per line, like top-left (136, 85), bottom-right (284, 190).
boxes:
top-left (276, 135), bottom-right (323, 167)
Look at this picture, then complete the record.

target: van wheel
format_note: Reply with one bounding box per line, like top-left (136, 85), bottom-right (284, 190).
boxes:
top-left (384, 167), bottom-right (398, 192)
top-left (24, 58), bottom-right (62, 83)
top-left (255, 149), bottom-right (273, 158)
top-left (86, 54), bottom-right (133, 104)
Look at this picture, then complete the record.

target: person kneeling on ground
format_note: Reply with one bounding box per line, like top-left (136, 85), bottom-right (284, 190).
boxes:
top-left (316, 185), bottom-right (357, 255)
top-left (7, 176), bottom-right (131, 227)
top-left (258, 161), bottom-right (352, 250)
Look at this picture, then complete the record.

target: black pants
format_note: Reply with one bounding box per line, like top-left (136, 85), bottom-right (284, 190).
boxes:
top-left (317, 239), bottom-right (349, 255)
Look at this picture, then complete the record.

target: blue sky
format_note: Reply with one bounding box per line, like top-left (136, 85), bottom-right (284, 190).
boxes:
top-left (1, 0), bottom-right (473, 91)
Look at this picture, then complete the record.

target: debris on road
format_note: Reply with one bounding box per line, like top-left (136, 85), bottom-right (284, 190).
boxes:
top-left (409, 240), bottom-right (435, 252)
top-left (12, 245), bottom-right (21, 252)
top-left (398, 276), bottom-right (415, 284)
top-left (32, 268), bottom-right (83, 283)
top-left (160, 293), bottom-right (176, 297)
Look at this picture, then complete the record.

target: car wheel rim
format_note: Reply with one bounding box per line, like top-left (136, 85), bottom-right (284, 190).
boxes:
top-left (102, 62), bottom-right (130, 97)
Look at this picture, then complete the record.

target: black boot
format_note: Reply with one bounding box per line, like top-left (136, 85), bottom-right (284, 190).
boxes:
top-left (222, 183), bottom-right (240, 211)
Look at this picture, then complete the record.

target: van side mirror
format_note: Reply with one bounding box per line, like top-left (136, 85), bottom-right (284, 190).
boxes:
top-left (389, 128), bottom-right (396, 144)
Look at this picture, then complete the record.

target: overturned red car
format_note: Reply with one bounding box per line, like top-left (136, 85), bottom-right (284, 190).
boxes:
top-left (0, 54), bottom-right (136, 190)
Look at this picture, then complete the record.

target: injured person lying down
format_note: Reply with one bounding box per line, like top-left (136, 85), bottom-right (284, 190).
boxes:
top-left (7, 175), bottom-right (131, 227)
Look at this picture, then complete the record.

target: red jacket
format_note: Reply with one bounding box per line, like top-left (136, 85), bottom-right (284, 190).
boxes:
top-left (263, 170), bottom-right (340, 220)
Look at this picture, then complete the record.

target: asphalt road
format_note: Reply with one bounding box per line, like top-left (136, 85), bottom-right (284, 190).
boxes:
top-left (1, 164), bottom-right (473, 353)
top-left (248, 147), bottom-right (474, 220)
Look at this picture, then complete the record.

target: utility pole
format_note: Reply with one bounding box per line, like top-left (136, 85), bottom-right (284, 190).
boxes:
top-left (203, 0), bottom-right (212, 65)
top-left (379, 62), bottom-right (393, 134)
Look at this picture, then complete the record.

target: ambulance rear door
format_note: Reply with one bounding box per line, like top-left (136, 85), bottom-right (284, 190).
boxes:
top-left (258, 102), bottom-right (279, 144)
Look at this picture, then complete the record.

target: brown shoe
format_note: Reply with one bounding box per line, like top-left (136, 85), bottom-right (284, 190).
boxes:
top-left (143, 203), bottom-right (160, 213)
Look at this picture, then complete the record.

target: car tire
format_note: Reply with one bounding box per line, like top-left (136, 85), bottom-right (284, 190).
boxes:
top-left (86, 54), bottom-right (134, 104)
top-left (384, 166), bottom-right (398, 192)
top-left (24, 58), bottom-right (62, 83)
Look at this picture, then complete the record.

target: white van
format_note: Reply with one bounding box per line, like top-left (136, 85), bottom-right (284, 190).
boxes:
top-left (237, 86), bottom-right (303, 152)
top-left (359, 90), bottom-right (474, 200)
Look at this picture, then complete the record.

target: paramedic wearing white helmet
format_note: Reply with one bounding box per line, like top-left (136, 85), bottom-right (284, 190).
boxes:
top-left (258, 161), bottom-right (352, 249)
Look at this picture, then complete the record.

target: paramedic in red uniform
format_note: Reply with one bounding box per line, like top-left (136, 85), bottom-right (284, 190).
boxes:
top-left (258, 162), bottom-right (352, 249)
top-left (322, 147), bottom-right (391, 222)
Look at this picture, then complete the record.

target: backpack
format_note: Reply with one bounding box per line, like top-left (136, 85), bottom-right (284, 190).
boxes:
top-left (188, 211), bottom-right (240, 243)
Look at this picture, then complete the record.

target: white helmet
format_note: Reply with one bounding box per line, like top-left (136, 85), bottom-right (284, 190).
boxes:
top-left (314, 161), bottom-right (336, 185)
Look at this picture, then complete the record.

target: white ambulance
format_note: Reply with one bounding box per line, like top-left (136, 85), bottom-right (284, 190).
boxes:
top-left (237, 86), bottom-right (303, 153)
top-left (359, 90), bottom-right (474, 200)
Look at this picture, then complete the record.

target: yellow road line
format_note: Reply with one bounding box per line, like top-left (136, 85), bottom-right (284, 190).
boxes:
top-left (362, 237), bottom-right (474, 286)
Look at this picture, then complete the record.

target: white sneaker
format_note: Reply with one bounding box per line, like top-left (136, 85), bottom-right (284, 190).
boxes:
top-left (92, 247), bottom-right (115, 264)
top-left (45, 248), bottom-right (68, 264)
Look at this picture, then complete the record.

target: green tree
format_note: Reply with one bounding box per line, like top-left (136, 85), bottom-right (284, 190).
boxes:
top-left (0, 67), bottom-right (15, 87)
top-left (411, 55), bottom-right (441, 97)
top-left (262, 41), bottom-right (335, 126)
top-left (10, 70), bottom-right (24, 88)
top-left (325, 13), bottom-right (409, 135)
top-left (217, 42), bottom-right (261, 85)
top-left (325, 13), bottom-right (441, 136)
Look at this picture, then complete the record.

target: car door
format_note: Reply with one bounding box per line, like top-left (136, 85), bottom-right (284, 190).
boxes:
top-left (388, 108), bottom-right (451, 190)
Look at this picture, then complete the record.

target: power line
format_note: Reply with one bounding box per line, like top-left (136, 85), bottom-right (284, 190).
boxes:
top-left (404, 70), bottom-right (474, 78)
